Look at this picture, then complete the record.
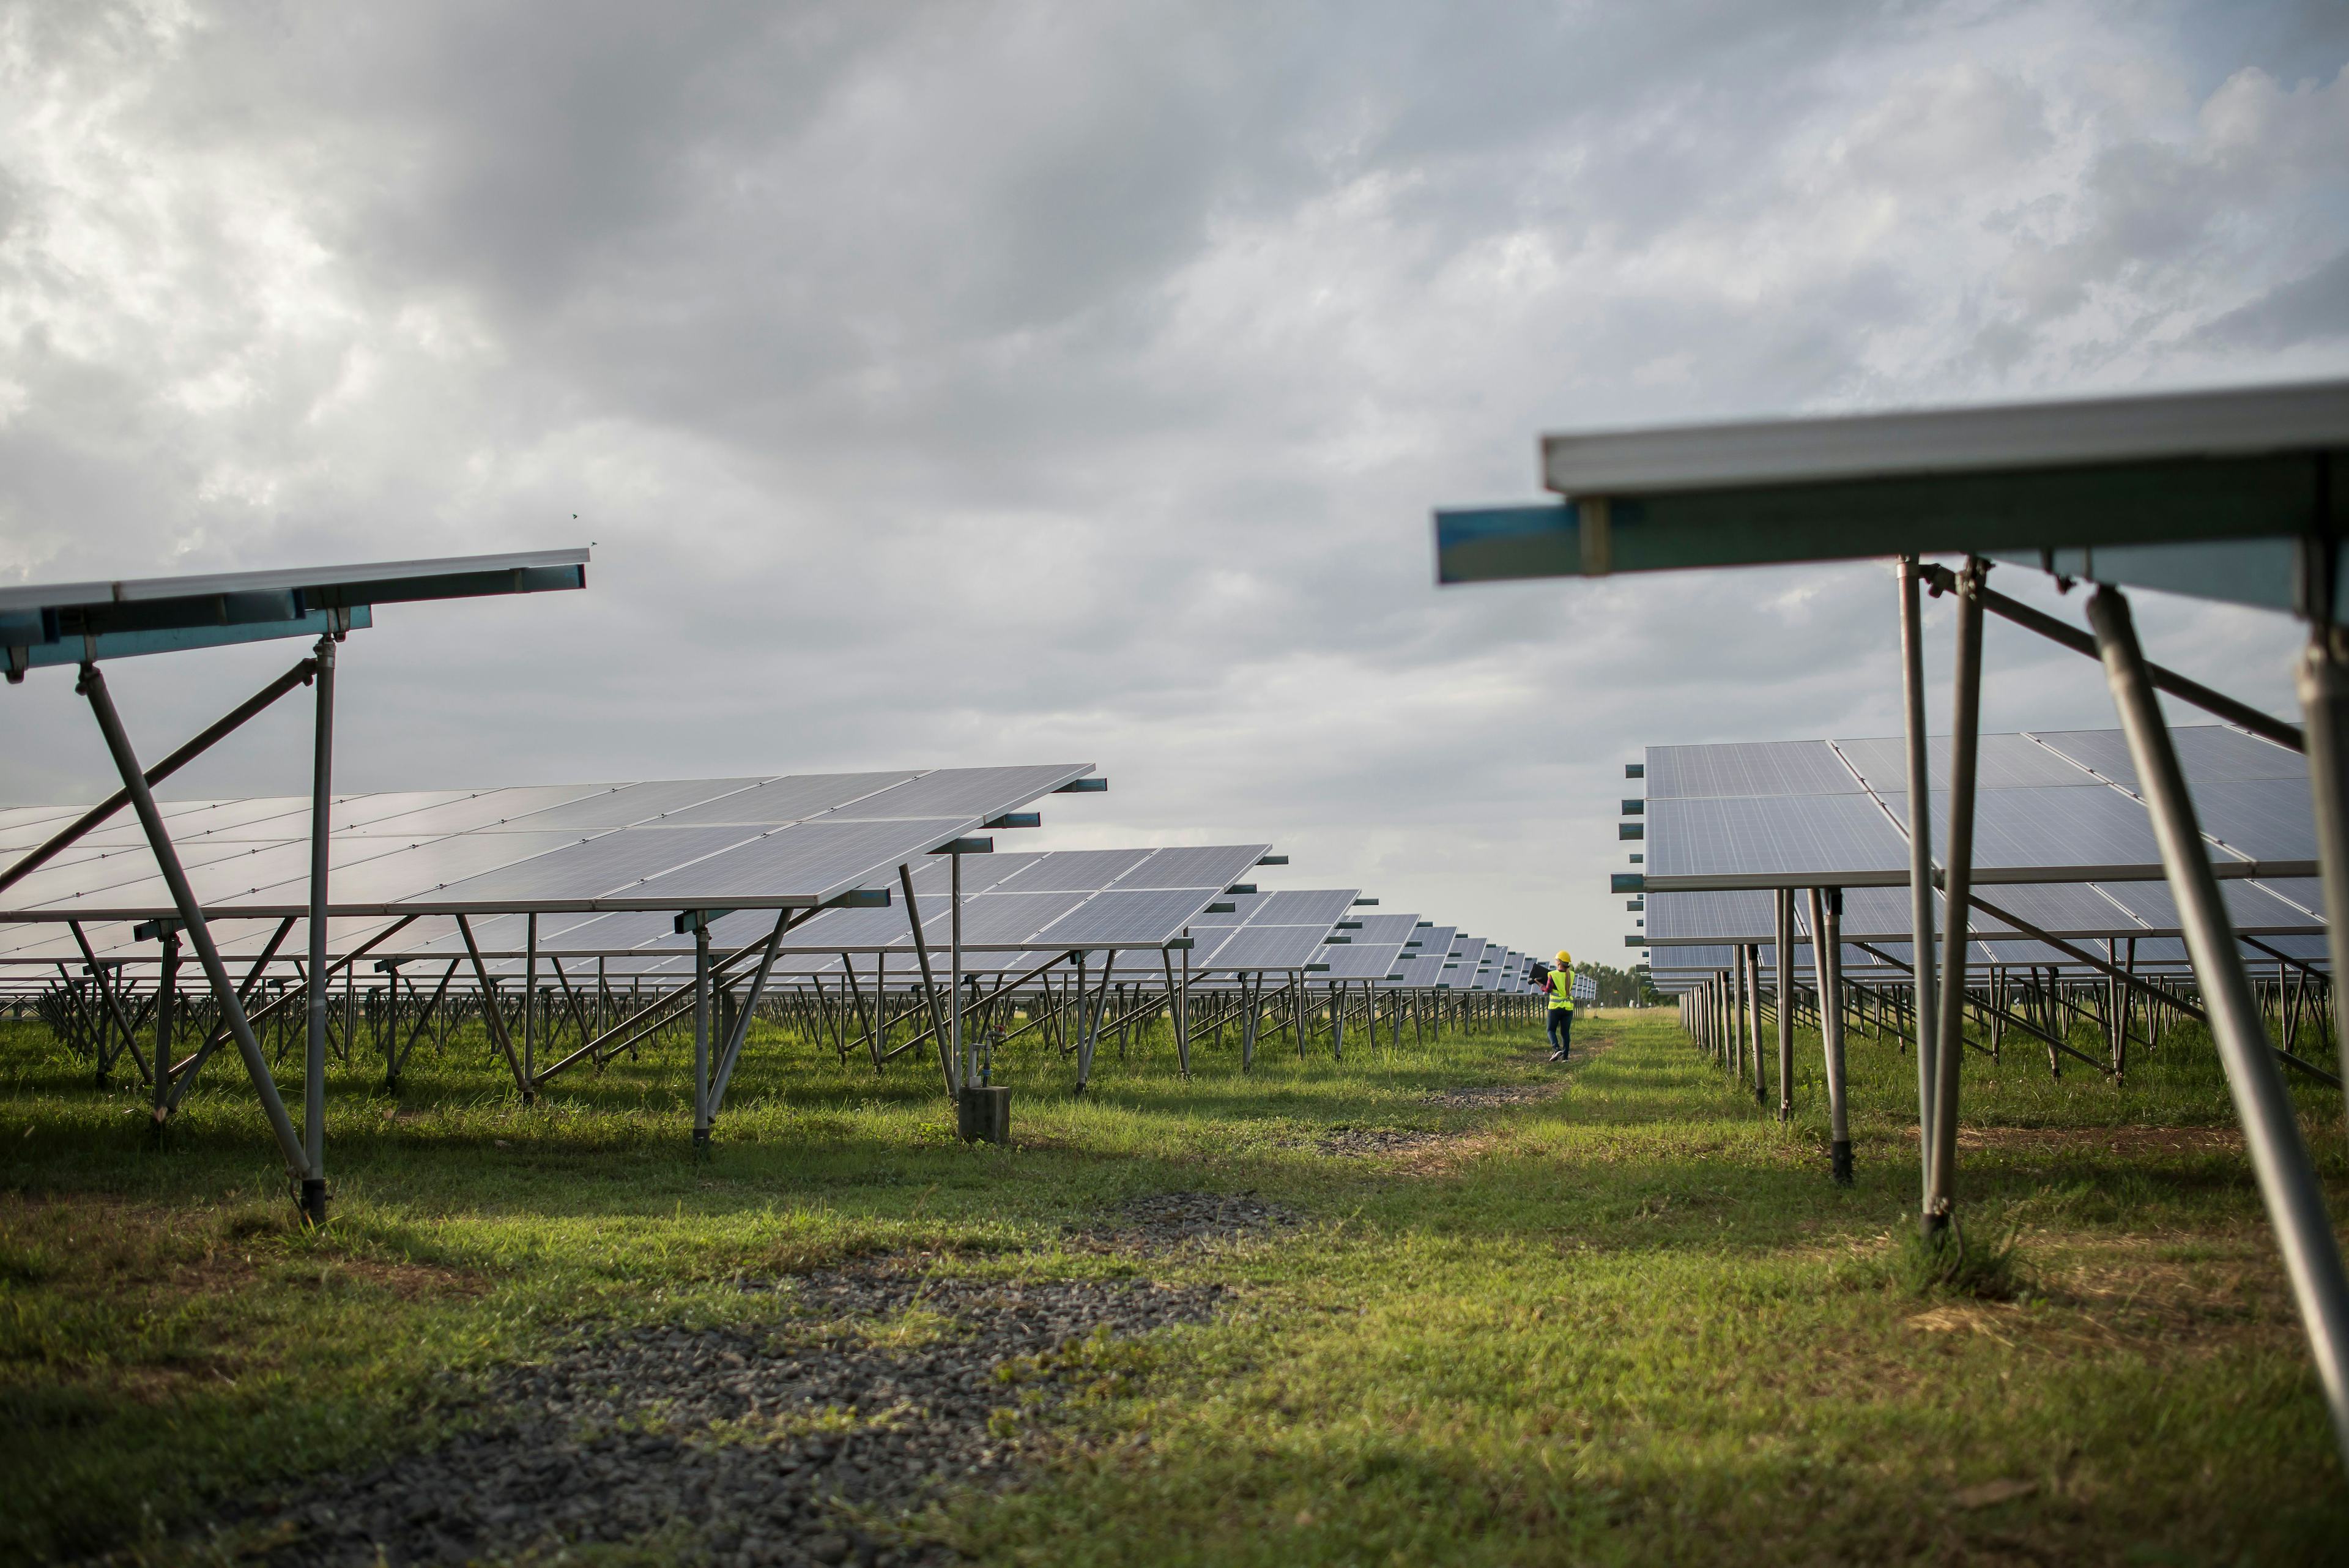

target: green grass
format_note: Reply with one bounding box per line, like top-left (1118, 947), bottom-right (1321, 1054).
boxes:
top-left (2, 1000), bottom-right (2345, 1565)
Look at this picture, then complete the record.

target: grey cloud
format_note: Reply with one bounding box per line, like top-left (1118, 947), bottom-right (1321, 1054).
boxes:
top-left (1, 0), bottom-right (2344, 962)
top-left (2194, 247), bottom-right (2349, 349)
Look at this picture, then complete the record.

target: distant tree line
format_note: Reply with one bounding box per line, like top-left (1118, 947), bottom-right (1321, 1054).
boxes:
top-left (1575, 961), bottom-right (1658, 1008)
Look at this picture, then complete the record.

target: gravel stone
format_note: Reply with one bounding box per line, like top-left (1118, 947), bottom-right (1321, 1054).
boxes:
top-left (1315, 1127), bottom-right (1449, 1157)
top-left (189, 1260), bottom-right (1225, 1567)
top-left (1063, 1191), bottom-right (1299, 1250)
top-left (1418, 1082), bottom-right (1562, 1110)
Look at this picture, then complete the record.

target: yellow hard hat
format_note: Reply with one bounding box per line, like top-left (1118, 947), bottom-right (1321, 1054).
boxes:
top-left (1555, 949), bottom-right (1571, 965)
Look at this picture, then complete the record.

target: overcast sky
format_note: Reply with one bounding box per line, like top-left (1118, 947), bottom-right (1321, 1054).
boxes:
top-left (4, 1), bottom-right (2347, 965)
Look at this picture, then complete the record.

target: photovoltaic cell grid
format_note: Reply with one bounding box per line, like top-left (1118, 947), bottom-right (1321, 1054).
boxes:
top-left (1312, 912), bottom-right (1418, 981)
top-left (1637, 724), bottom-right (2321, 965)
top-left (1390, 925), bottom-right (1457, 986)
top-left (1190, 888), bottom-right (1359, 972)
top-left (0, 765), bottom-right (1095, 921)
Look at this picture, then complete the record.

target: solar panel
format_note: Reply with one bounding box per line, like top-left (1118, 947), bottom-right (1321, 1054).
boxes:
top-left (494, 779), bottom-right (773, 831)
top-left (1251, 889), bottom-right (1358, 925)
top-left (823, 765), bottom-right (1090, 819)
top-left (985, 848), bottom-right (1154, 893)
top-left (1830, 733), bottom-right (2099, 793)
top-left (1648, 794), bottom-right (1909, 882)
top-left (1034, 887), bottom-right (1220, 945)
top-left (2032, 726), bottom-right (2304, 792)
top-left (0, 765), bottom-right (1097, 922)
top-left (1111, 845), bottom-right (1267, 891)
top-left (1316, 941), bottom-right (1407, 979)
top-left (1195, 924), bottom-right (1337, 970)
top-left (1647, 740), bottom-right (1860, 800)
top-left (648, 772), bottom-right (922, 827)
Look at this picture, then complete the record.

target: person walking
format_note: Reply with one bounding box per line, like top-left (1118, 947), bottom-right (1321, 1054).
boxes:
top-left (1545, 949), bottom-right (1575, 1062)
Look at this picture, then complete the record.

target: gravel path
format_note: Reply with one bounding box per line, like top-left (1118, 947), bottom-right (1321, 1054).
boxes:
top-left (1418, 1081), bottom-right (1564, 1110)
top-left (212, 1260), bottom-right (1226, 1568)
top-left (1061, 1191), bottom-right (1301, 1250)
top-left (1315, 1127), bottom-right (1450, 1157)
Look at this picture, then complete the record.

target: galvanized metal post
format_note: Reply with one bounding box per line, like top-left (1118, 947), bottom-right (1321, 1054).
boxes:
top-left (1740, 943), bottom-right (1762, 1101)
top-left (692, 921), bottom-right (712, 1156)
top-left (524, 912), bottom-right (538, 1088)
top-left (1898, 555), bottom-right (1940, 1222)
top-left (152, 926), bottom-right (178, 1131)
top-left (1925, 559), bottom-right (1986, 1239)
top-left (1811, 886), bottom-right (1852, 1184)
top-left (2094, 583), bottom-right (2349, 1469)
top-left (2296, 630), bottom-right (2349, 1116)
top-left (302, 631), bottom-right (335, 1223)
top-left (78, 662), bottom-right (312, 1187)
top-left (1176, 935), bottom-right (1192, 1080)
top-left (1775, 888), bottom-right (1794, 1122)
top-left (950, 848), bottom-right (965, 1089)
top-left (1734, 946), bottom-right (1750, 1084)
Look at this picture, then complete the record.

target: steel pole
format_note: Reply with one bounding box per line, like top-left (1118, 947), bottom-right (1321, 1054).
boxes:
top-left (2296, 631), bottom-right (2349, 1113)
top-left (1811, 887), bottom-right (1852, 1183)
top-left (78, 663), bottom-right (311, 1185)
top-left (951, 849), bottom-right (965, 1090)
top-left (1775, 888), bottom-right (1794, 1121)
top-left (2095, 584), bottom-right (2349, 1470)
top-left (524, 911), bottom-right (538, 1090)
top-left (1925, 559), bottom-right (1986, 1239)
top-left (153, 927), bottom-right (178, 1131)
top-left (302, 633), bottom-right (335, 1223)
top-left (692, 923), bottom-right (712, 1155)
top-left (1898, 555), bottom-right (1940, 1219)
top-left (1743, 943), bottom-right (1764, 1101)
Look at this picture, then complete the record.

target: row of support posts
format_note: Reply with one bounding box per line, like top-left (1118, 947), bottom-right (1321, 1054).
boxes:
top-left (1903, 554), bottom-right (2349, 1468)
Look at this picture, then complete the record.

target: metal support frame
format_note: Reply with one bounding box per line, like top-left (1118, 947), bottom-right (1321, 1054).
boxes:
top-left (300, 632), bottom-right (335, 1224)
top-left (2091, 582), bottom-right (2349, 1469)
top-left (1774, 888), bottom-right (1794, 1121)
top-left (897, 863), bottom-right (956, 1098)
top-left (76, 662), bottom-right (311, 1189)
top-left (0, 656), bottom-right (318, 901)
top-left (1898, 555), bottom-right (1940, 1224)
top-left (691, 920), bottom-right (713, 1155)
top-left (1923, 557), bottom-right (1985, 1240)
top-left (1810, 886), bottom-right (1852, 1183)
top-left (949, 849), bottom-right (967, 1090)
top-left (2298, 628), bottom-right (2349, 1117)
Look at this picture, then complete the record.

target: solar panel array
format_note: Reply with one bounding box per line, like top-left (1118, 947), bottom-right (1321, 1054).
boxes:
top-left (1634, 725), bottom-right (2324, 982)
top-left (0, 767), bottom-right (1095, 921)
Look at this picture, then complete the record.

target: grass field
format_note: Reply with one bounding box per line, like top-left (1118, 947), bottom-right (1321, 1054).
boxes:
top-left (3, 998), bottom-right (2346, 1565)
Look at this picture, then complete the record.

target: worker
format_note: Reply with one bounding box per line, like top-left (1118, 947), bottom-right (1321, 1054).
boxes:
top-left (1545, 949), bottom-right (1575, 1062)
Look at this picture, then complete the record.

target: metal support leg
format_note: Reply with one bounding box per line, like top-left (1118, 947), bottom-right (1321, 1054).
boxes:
top-left (1898, 555), bottom-right (1940, 1227)
top-left (1743, 943), bottom-right (1764, 1102)
top-left (898, 863), bottom-right (956, 1097)
top-left (1924, 559), bottom-right (1985, 1239)
top-left (152, 927), bottom-right (179, 1133)
top-left (1176, 937), bottom-right (1192, 1080)
top-left (1811, 887), bottom-right (1851, 1184)
top-left (1775, 888), bottom-right (1794, 1122)
top-left (2296, 629), bottom-right (2349, 1118)
top-left (2096, 584), bottom-right (2349, 1470)
top-left (692, 923), bottom-right (713, 1156)
top-left (950, 849), bottom-right (965, 1089)
top-left (78, 662), bottom-right (312, 1189)
top-left (524, 912), bottom-right (538, 1088)
top-left (301, 632), bottom-right (335, 1224)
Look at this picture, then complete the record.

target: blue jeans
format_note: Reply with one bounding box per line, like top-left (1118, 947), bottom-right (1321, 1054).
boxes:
top-left (1547, 1008), bottom-right (1573, 1055)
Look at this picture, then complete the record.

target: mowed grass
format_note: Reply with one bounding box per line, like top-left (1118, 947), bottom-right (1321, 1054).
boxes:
top-left (2, 999), bottom-right (2347, 1565)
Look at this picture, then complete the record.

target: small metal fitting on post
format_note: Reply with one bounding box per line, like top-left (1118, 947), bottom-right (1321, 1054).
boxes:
top-left (300, 1177), bottom-right (327, 1227)
top-left (1831, 1140), bottom-right (1854, 1187)
top-left (692, 1127), bottom-right (711, 1161)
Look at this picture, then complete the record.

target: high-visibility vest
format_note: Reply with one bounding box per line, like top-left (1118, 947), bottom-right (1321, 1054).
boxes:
top-left (1548, 970), bottom-right (1573, 1011)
